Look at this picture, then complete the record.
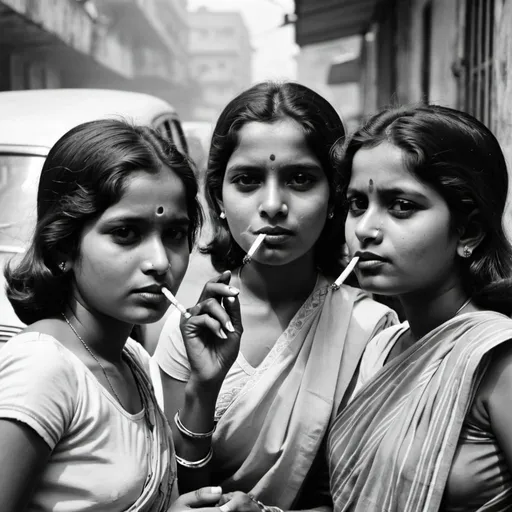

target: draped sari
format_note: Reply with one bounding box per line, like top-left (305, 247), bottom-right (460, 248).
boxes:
top-left (124, 342), bottom-right (179, 511)
top-left (209, 281), bottom-right (397, 509)
top-left (327, 311), bottom-right (512, 512)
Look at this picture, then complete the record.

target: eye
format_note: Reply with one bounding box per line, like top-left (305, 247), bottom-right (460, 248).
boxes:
top-left (347, 196), bottom-right (368, 216)
top-left (165, 228), bottom-right (188, 243)
top-left (231, 174), bottom-right (261, 190)
top-left (288, 172), bottom-right (316, 189)
top-left (110, 226), bottom-right (139, 244)
top-left (389, 199), bottom-right (417, 217)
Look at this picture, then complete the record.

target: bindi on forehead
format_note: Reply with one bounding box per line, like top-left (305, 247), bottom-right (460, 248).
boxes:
top-left (368, 179), bottom-right (374, 193)
top-left (156, 206), bottom-right (165, 216)
top-left (269, 154), bottom-right (276, 161)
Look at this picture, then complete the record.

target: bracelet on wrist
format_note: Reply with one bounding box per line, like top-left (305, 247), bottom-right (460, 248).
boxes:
top-left (174, 409), bottom-right (216, 439)
top-left (175, 446), bottom-right (213, 469)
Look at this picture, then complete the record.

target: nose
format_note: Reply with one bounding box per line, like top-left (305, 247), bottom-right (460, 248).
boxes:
top-left (258, 180), bottom-right (288, 219)
top-left (354, 209), bottom-right (383, 246)
top-left (141, 237), bottom-right (171, 276)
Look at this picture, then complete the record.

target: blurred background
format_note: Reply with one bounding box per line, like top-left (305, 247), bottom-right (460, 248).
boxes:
top-left (0, 0), bottom-right (510, 166)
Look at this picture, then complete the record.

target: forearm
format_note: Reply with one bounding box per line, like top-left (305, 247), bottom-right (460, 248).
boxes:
top-left (173, 379), bottom-right (220, 493)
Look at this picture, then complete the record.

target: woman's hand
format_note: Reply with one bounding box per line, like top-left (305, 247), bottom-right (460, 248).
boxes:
top-left (180, 271), bottom-right (243, 387)
top-left (167, 486), bottom-right (224, 512)
top-left (217, 492), bottom-right (264, 512)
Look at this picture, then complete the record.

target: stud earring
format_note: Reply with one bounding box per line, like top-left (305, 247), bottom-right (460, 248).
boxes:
top-left (219, 211), bottom-right (226, 219)
top-left (327, 211), bottom-right (334, 219)
top-left (58, 261), bottom-right (66, 272)
top-left (462, 245), bottom-right (472, 258)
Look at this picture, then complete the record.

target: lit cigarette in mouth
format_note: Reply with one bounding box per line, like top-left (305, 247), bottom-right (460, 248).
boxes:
top-left (331, 256), bottom-right (360, 290)
top-left (242, 233), bottom-right (266, 265)
top-left (161, 286), bottom-right (192, 319)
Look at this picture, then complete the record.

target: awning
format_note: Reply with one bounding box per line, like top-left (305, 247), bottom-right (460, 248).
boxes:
top-left (295, 0), bottom-right (380, 46)
top-left (327, 56), bottom-right (360, 85)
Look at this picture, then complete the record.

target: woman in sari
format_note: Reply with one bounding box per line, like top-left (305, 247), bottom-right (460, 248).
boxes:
top-left (153, 81), bottom-right (398, 512)
top-left (328, 104), bottom-right (512, 511)
top-left (0, 119), bottom-right (238, 511)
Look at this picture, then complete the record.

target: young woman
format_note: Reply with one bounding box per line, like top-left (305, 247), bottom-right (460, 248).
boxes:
top-left (153, 81), bottom-right (398, 511)
top-left (328, 104), bottom-right (512, 511)
top-left (0, 119), bottom-right (240, 512)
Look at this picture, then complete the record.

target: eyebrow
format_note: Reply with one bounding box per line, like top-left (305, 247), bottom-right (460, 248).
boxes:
top-left (346, 185), bottom-right (427, 199)
top-left (103, 213), bottom-right (190, 226)
top-left (226, 162), bottom-right (324, 173)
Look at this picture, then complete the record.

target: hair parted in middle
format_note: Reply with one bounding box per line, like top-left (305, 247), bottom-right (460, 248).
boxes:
top-left (200, 80), bottom-right (347, 276)
top-left (5, 118), bottom-right (202, 325)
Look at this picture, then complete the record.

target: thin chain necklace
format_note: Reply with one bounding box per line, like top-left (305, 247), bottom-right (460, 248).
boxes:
top-left (61, 313), bottom-right (123, 406)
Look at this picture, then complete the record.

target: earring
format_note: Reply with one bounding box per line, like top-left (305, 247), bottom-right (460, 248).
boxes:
top-left (58, 261), bottom-right (66, 272)
top-left (462, 245), bottom-right (472, 258)
top-left (219, 211), bottom-right (226, 219)
top-left (327, 211), bottom-right (334, 219)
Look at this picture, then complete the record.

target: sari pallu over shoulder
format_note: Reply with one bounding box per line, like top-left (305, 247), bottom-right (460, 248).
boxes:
top-left (211, 282), bottom-right (395, 509)
top-left (327, 311), bottom-right (512, 512)
top-left (123, 343), bottom-right (178, 511)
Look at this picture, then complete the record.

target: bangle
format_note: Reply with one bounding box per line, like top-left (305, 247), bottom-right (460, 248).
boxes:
top-left (175, 447), bottom-right (213, 468)
top-left (174, 410), bottom-right (216, 439)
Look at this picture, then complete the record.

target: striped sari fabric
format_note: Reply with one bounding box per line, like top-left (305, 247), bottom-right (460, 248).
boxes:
top-left (327, 311), bottom-right (512, 511)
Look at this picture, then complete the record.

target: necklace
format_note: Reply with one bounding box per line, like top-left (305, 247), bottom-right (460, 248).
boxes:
top-left (61, 313), bottom-right (123, 406)
top-left (455, 297), bottom-right (472, 315)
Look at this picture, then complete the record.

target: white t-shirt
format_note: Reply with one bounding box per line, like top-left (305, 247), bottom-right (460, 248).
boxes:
top-left (0, 332), bottom-right (154, 511)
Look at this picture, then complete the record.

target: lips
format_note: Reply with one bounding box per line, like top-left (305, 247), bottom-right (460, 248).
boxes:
top-left (354, 251), bottom-right (387, 262)
top-left (255, 226), bottom-right (294, 236)
top-left (133, 284), bottom-right (165, 294)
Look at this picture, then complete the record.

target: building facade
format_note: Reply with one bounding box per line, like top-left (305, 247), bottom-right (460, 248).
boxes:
top-left (0, 0), bottom-right (190, 111)
top-left (295, 0), bottom-right (512, 225)
top-left (188, 6), bottom-right (252, 122)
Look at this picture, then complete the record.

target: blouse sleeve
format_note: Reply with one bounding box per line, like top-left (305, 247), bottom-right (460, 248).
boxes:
top-left (0, 335), bottom-right (77, 449)
top-left (152, 309), bottom-right (191, 382)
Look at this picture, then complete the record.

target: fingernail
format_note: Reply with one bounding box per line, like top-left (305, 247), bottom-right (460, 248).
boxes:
top-left (226, 296), bottom-right (235, 303)
top-left (211, 486), bottom-right (222, 494)
top-left (225, 321), bottom-right (235, 332)
top-left (228, 286), bottom-right (240, 294)
top-left (220, 505), bottom-right (230, 512)
top-left (219, 330), bottom-right (228, 339)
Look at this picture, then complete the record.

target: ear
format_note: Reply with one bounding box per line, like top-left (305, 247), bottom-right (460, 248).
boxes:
top-left (215, 196), bottom-right (225, 217)
top-left (456, 209), bottom-right (486, 258)
top-left (55, 251), bottom-right (73, 273)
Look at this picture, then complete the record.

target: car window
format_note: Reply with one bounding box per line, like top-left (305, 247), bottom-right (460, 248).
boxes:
top-left (0, 154), bottom-right (43, 252)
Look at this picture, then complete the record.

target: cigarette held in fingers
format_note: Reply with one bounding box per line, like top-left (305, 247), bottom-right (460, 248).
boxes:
top-left (331, 256), bottom-right (360, 290)
top-left (242, 233), bottom-right (266, 265)
top-left (161, 286), bottom-right (192, 319)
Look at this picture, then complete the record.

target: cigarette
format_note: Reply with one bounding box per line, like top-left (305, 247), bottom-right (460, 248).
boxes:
top-left (331, 256), bottom-right (360, 290)
top-left (242, 233), bottom-right (266, 265)
top-left (161, 286), bottom-right (192, 319)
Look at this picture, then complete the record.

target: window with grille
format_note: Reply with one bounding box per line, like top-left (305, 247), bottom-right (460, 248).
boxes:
top-left (464, 0), bottom-right (495, 128)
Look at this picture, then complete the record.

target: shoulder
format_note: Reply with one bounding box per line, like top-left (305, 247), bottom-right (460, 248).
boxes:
top-left (479, 339), bottom-right (512, 411)
top-left (344, 286), bottom-right (400, 333)
top-left (1, 332), bottom-right (79, 384)
top-left (125, 337), bottom-right (151, 373)
top-left (0, 332), bottom-right (79, 448)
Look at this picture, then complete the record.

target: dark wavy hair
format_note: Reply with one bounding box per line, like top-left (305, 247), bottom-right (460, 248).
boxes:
top-left (201, 81), bottom-right (346, 276)
top-left (335, 104), bottom-right (512, 315)
top-left (5, 119), bottom-right (202, 325)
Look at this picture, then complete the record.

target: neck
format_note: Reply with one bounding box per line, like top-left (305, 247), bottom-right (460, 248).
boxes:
top-left (63, 302), bottom-right (133, 364)
top-left (398, 284), bottom-right (476, 342)
top-left (238, 253), bottom-right (319, 304)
